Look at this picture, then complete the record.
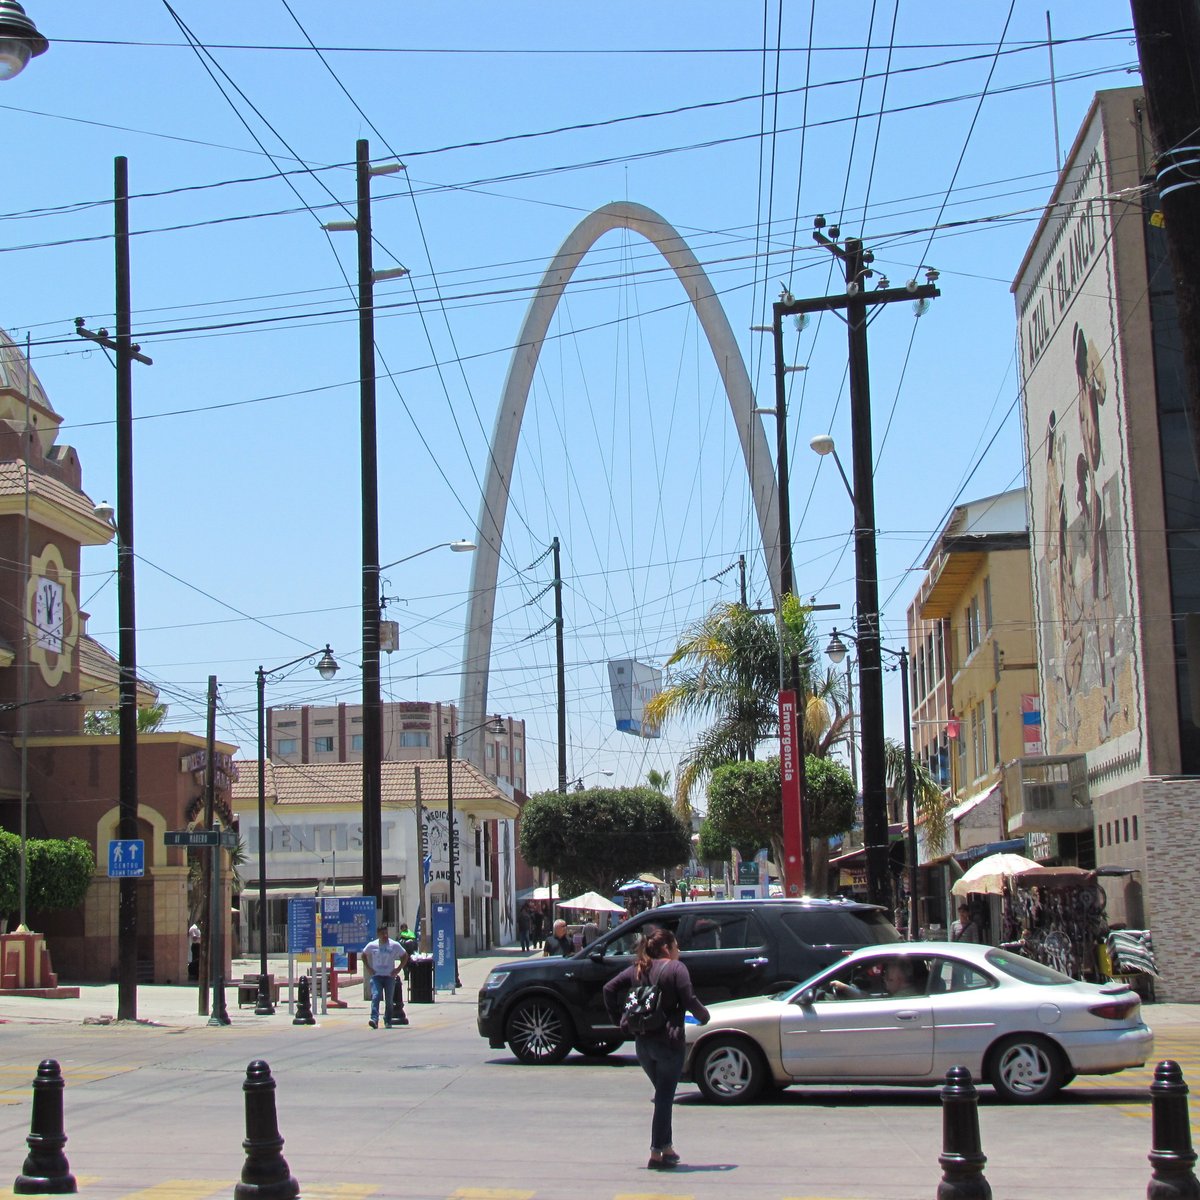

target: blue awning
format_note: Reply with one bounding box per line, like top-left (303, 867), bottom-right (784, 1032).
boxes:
top-left (955, 838), bottom-right (1025, 865)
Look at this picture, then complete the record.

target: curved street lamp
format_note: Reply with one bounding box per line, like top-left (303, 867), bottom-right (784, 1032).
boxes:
top-left (442, 712), bottom-right (504, 991)
top-left (0, 2), bottom-right (47, 81)
top-left (254, 645), bottom-right (338, 1014)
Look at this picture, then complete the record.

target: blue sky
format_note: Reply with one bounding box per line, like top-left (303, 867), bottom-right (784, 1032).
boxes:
top-left (4, 3), bottom-right (1139, 797)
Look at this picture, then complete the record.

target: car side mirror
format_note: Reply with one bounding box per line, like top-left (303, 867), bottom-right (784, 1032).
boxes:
top-left (796, 988), bottom-right (816, 1007)
top-left (589, 949), bottom-right (604, 962)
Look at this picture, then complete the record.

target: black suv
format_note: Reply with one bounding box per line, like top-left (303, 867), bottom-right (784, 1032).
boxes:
top-left (477, 898), bottom-right (899, 1064)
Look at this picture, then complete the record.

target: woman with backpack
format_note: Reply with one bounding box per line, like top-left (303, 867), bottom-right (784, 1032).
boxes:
top-left (603, 928), bottom-right (709, 1171)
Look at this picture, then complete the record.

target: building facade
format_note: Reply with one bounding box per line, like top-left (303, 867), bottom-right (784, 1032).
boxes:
top-left (0, 329), bottom-right (237, 985)
top-left (1013, 87), bottom-right (1200, 997)
top-left (267, 701), bottom-right (528, 793)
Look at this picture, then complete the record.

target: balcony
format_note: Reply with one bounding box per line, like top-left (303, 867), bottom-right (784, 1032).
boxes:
top-left (1002, 755), bottom-right (1090, 834)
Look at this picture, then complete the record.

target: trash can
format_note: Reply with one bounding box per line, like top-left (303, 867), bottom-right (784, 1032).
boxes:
top-left (408, 954), bottom-right (435, 1004)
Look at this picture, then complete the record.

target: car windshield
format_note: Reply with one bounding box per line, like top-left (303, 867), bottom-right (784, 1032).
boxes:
top-left (985, 948), bottom-right (1075, 985)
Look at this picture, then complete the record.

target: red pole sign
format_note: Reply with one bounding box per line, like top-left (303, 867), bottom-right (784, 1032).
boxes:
top-left (778, 690), bottom-right (805, 896)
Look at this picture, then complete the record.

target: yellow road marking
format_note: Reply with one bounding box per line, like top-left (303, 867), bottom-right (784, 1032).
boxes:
top-left (117, 1180), bottom-right (228, 1200)
top-left (614, 1193), bottom-right (694, 1200)
top-left (451, 1191), bottom-right (536, 1200)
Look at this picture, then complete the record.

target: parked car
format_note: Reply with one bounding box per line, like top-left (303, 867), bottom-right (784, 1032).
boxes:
top-left (478, 898), bottom-right (901, 1064)
top-left (683, 942), bottom-right (1153, 1104)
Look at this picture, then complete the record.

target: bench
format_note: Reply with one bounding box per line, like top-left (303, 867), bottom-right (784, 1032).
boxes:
top-left (236, 974), bottom-right (280, 1008)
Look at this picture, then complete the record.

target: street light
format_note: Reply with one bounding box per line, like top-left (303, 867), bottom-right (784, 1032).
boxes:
top-left (570, 770), bottom-right (613, 791)
top-left (254, 645), bottom-right (338, 1014)
top-left (826, 627), bottom-right (918, 940)
top-left (0, 2), bottom-right (46, 80)
top-left (380, 540), bottom-right (476, 573)
top-left (443, 712), bottom-right (504, 991)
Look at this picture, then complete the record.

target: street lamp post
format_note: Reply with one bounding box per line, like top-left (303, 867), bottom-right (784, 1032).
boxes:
top-left (826, 628), bottom-right (918, 939)
top-left (569, 770), bottom-right (613, 791)
top-left (443, 713), bottom-right (503, 991)
top-left (255, 645), bottom-right (338, 1014)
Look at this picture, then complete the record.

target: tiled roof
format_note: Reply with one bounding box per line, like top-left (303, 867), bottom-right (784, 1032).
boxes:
top-left (78, 633), bottom-right (159, 705)
top-left (0, 462), bottom-right (107, 527)
top-left (231, 757), bottom-right (519, 819)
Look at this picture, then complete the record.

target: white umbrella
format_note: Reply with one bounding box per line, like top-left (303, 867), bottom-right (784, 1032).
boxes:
top-left (557, 891), bottom-right (626, 913)
top-left (951, 852), bottom-right (1040, 896)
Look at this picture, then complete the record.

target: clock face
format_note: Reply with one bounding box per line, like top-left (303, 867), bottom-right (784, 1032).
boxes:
top-left (34, 577), bottom-right (63, 653)
top-left (26, 544), bottom-right (77, 687)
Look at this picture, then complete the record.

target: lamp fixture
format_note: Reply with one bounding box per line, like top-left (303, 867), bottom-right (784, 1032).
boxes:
top-left (0, 1), bottom-right (47, 81)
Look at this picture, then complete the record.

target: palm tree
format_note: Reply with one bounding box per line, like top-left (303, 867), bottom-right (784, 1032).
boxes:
top-left (645, 597), bottom-right (820, 815)
top-left (883, 741), bottom-right (949, 856)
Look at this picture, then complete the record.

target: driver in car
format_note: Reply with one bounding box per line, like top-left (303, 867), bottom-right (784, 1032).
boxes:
top-left (831, 958), bottom-right (919, 999)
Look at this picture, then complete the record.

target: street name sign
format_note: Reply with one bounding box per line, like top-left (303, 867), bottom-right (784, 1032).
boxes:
top-left (164, 829), bottom-right (238, 848)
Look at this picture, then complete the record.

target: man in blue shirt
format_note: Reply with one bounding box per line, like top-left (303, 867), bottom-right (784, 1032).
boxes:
top-left (362, 924), bottom-right (409, 1028)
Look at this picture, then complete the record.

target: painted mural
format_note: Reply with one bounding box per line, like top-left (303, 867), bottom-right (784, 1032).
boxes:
top-left (1015, 103), bottom-right (1141, 760)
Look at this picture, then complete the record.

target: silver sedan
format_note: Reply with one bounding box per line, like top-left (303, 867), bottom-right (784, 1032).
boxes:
top-left (683, 941), bottom-right (1152, 1104)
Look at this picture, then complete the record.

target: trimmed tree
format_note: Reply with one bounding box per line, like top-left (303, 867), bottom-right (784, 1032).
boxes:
top-left (703, 755), bottom-right (857, 895)
top-left (519, 787), bottom-right (690, 898)
top-left (0, 826), bottom-right (95, 930)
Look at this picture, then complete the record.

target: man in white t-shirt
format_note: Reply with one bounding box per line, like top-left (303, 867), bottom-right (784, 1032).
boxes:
top-left (362, 924), bottom-right (409, 1028)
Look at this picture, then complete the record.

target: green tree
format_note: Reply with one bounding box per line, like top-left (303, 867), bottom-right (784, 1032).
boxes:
top-left (519, 787), bottom-right (690, 897)
top-left (0, 827), bottom-right (95, 929)
top-left (884, 739), bottom-right (948, 855)
top-left (84, 702), bottom-right (168, 735)
top-left (702, 755), bottom-right (857, 895)
top-left (645, 768), bottom-right (672, 795)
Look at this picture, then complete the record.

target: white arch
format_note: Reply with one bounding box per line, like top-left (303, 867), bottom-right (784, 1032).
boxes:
top-left (458, 201), bottom-right (781, 765)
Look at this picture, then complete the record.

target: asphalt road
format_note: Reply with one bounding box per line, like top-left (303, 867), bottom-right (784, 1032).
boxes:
top-left (1, 959), bottom-right (1197, 1200)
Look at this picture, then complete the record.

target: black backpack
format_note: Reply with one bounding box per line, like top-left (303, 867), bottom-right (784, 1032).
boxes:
top-left (621, 963), bottom-right (669, 1036)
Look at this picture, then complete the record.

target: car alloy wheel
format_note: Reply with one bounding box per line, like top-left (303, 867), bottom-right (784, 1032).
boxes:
top-left (989, 1034), bottom-right (1065, 1103)
top-left (695, 1036), bottom-right (766, 1104)
top-left (506, 997), bottom-right (572, 1065)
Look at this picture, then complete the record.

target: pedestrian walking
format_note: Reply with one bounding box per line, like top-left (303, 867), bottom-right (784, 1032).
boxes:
top-left (951, 904), bottom-right (981, 944)
top-left (603, 928), bottom-right (709, 1171)
top-left (530, 906), bottom-right (545, 948)
top-left (361, 923), bottom-right (409, 1028)
top-left (517, 904), bottom-right (531, 952)
top-left (187, 920), bottom-right (201, 981)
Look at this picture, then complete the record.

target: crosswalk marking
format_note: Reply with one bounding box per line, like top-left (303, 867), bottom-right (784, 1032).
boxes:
top-left (613, 1193), bottom-right (694, 1200)
top-left (303, 1187), bottom-right (379, 1200)
top-left (117, 1179), bottom-right (228, 1200)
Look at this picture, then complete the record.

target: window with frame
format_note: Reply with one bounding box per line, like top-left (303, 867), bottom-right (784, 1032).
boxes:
top-left (978, 703), bottom-right (988, 777)
top-left (399, 731), bottom-right (429, 748)
top-left (982, 575), bottom-right (993, 631)
top-left (314, 736), bottom-right (334, 753)
top-left (277, 738), bottom-right (298, 756)
top-left (486, 744), bottom-right (495, 759)
top-left (990, 690), bottom-right (1000, 768)
top-left (350, 734), bottom-right (363, 752)
top-left (501, 746), bottom-right (509, 761)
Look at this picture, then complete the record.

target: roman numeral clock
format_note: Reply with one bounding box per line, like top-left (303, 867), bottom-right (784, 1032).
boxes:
top-left (26, 543), bottom-right (77, 687)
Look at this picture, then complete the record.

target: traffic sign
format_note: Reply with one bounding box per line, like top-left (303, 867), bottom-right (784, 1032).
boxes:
top-left (108, 839), bottom-right (144, 877)
top-left (164, 829), bottom-right (238, 848)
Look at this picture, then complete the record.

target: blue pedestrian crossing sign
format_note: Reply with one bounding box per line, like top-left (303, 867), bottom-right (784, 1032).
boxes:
top-left (108, 839), bottom-right (145, 877)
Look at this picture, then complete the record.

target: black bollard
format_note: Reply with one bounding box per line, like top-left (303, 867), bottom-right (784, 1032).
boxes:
top-left (936, 1065), bottom-right (991, 1200)
top-left (14, 1059), bottom-right (77, 1195)
top-left (292, 975), bottom-right (315, 1026)
top-left (233, 1060), bottom-right (299, 1200)
top-left (1148, 1060), bottom-right (1200, 1200)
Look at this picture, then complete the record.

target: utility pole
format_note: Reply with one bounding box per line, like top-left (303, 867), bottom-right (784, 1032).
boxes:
top-left (552, 537), bottom-right (566, 794)
top-left (323, 140), bottom-right (406, 914)
top-left (75, 156), bottom-right (152, 1022)
top-left (1130, 0), bottom-right (1200, 478)
top-left (776, 220), bottom-right (939, 909)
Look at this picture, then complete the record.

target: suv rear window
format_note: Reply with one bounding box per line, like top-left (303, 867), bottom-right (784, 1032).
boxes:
top-left (778, 909), bottom-right (901, 948)
top-left (680, 910), bottom-right (766, 951)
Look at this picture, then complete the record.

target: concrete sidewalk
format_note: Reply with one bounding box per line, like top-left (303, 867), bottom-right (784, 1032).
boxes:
top-left (0, 946), bottom-right (534, 1027)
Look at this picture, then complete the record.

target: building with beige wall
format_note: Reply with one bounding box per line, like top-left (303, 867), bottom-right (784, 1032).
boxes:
top-left (1013, 87), bottom-right (1200, 997)
top-left (268, 701), bottom-right (528, 793)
